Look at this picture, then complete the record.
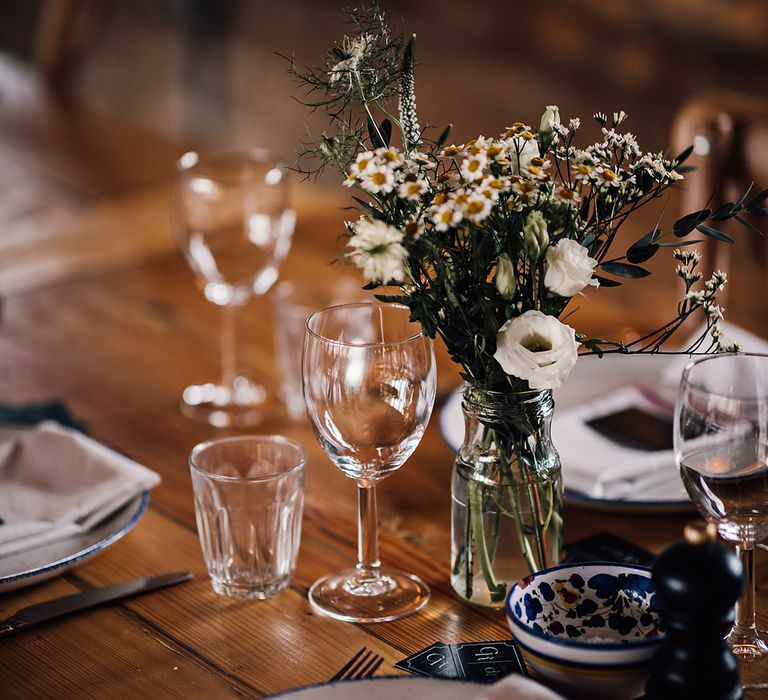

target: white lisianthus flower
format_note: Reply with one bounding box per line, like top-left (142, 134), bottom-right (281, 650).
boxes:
top-left (505, 134), bottom-right (540, 175)
top-left (494, 311), bottom-right (579, 389)
top-left (494, 253), bottom-right (516, 299)
top-left (544, 239), bottom-right (600, 297)
top-left (539, 105), bottom-right (560, 134)
top-left (522, 210), bottom-right (549, 259)
top-left (346, 218), bottom-right (408, 283)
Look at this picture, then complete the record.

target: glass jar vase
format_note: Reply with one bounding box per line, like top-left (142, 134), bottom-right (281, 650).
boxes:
top-left (451, 384), bottom-right (563, 607)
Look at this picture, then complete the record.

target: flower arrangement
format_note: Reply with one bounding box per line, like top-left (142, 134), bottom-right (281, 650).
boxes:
top-left (286, 5), bottom-right (767, 605)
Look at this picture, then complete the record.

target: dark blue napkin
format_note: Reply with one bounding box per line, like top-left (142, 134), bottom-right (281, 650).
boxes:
top-left (0, 400), bottom-right (87, 433)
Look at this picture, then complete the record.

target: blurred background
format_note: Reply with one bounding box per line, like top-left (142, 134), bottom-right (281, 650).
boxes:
top-left (0, 0), bottom-right (766, 336)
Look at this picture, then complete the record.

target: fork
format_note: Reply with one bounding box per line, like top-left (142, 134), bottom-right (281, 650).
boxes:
top-left (329, 647), bottom-right (384, 681)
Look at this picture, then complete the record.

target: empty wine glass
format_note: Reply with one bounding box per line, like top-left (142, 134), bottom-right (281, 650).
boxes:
top-left (303, 302), bottom-right (436, 622)
top-left (675, 353), bottom-right (768, 661)
top-left (174, 149), bottom-right (295, 427)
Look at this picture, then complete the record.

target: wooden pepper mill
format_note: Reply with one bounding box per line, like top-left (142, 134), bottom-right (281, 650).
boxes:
top-left (645, 522), bottom-right (744, 700)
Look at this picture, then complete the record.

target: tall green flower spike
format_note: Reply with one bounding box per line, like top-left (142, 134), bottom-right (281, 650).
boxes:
top-left (399, 34), bottom-right (421, 152)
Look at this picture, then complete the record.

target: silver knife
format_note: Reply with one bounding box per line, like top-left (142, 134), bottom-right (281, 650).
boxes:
top-left (0, 571), bottom-right (193, 638)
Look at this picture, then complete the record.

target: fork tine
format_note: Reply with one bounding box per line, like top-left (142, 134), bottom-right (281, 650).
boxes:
top-left (329, 647), bottom-right (367, 681)
top-left (344, 649), bottom-right (373, 679)
top-left (361, 655), bottom-right (383, 678)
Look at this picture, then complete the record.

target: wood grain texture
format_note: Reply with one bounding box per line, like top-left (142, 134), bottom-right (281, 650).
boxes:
top-left (0, 120), bottom-right (767, 700)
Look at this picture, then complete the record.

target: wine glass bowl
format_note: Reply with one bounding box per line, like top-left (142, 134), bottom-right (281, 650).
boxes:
top-left (174, 149), bottom-right (295, 426)
top-left (675, 353), bottom-right (768, 661)
top-left (303, 302), bottom-right (436, 621)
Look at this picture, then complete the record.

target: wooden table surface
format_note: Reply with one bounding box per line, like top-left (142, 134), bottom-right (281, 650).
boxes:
top-left (1, 181), bottom-right (767, 699)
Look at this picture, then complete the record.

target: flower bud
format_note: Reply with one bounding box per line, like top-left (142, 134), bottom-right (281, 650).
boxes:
top-left (494, 253), bottom-right (517, 299)
top-left (539, 105), bottom-right (560, 134)
top-left (523, 210), bottom-right (549, 259)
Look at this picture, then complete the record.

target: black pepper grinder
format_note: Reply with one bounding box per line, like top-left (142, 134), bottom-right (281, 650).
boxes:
top-left (645, 521), bottom-right (744, 700)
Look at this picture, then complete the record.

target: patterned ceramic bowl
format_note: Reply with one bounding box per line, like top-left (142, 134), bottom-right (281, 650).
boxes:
top-left (506, 563), bottom-right (665, 700)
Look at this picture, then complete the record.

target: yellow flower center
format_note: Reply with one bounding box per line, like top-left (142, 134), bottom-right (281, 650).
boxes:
top-left (527, 166), bottom-right (542, 177)
top-left (577, 164), bottom-right (591, 176)
top-left (382, 151), bottom-right (398, 162)
top-left (443, 146), bottom-right (459, 157)
top-left (371, 172), bottom-right (387, 185)
top-left (440, 210), bottom-right (453, 224)
top-left (467, 159), bottom-right (481, 173)
top-left (434, 192), bottom-right (448, 205)
top-left (558, 188), bottom-right (575, 200)
top-left (521, 131), bottom-right (535, 140)
top-left (466, 201), bottom-right (485, 215)
top-left (488, 179), bottom-right (503, 189)
top-left (530, 157), bottom-right (545, 167)
top-left (486, 145), bottom-right (502, 158)
top-left (603, 168), bottom-right (618, 181)
top-left (454, 193), bottom-right (468, 205)
top-left (406, 183), bottom-right (422, 195)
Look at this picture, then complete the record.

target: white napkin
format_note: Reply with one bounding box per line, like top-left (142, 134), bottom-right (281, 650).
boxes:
top-left (558, 321), bottom-right (768, 499)
top-left (556, 386), bottom-right (676, 499)
top-left (473, 674), bottom-right (564, 699)
top-left (0, 422), bottom-right (160, 556)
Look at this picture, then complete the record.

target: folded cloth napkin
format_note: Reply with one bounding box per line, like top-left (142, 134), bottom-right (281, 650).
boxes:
top-left (0, 422), bottom-right (160, 557)
top-left (555, 386), bottom-right (676, 499)
top-left (473, 674), bottom-right (564, 699)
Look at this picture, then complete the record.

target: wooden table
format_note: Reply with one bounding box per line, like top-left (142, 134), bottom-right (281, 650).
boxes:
top-left (1, 182), bottom-right (767, 699)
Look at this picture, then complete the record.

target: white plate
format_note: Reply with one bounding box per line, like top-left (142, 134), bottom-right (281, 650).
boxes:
top-left (271, 677), bottom-right (484, 699)
top-left (0, 490), bottom-right (149, 593)
top-left (439, 354), bottom-right (694, 513)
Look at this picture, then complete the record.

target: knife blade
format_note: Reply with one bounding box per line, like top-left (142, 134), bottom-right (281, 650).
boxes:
top-left (0, 571), bottom-right (193, 638)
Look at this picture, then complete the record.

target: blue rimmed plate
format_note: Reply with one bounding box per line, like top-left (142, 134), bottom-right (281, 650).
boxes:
top-left (0, 489), bottom-right (149, 593)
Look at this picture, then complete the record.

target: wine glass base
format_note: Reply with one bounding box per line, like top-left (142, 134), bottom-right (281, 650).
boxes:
top-left (727, 631), bottom-right (768, 662)
top-left (180, 379), bottom-right (276, 428)
top-left (308, 568), bottom-right (430, 623)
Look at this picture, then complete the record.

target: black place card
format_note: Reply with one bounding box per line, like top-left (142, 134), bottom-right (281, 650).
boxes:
top-left (563, 531), bottom-right (656, 567)
top-left (395, 640), bottom-right (527, 683)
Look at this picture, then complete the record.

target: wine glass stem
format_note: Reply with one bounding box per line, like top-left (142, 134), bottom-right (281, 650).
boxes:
top-left (357, 483), bottom-right (381, 578)
top-left (220, 303), bottom-right (238, 389)
top-left (733, 543), bottom-right (758, 639)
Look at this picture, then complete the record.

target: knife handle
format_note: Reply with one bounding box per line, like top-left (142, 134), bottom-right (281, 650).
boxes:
top-left (0, 620), bottom-right (19, 637)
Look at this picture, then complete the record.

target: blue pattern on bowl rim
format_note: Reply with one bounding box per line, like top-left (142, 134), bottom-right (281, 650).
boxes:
top-left (507, 562), bottom-right (665, 650)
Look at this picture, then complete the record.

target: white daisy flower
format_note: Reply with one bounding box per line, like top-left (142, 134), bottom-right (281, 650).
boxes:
top-left (346, 218), bottom-right (408, 283)
top-left (464, 195), bottom-right (493, 223)
top-left (553, 186), bottom-right (581, 206)
top-left (429, 203), bottom-right (463, 231)
top-left (350, 151), bottom-right (376, 176)
top-left (439, 144), bottom-right (466, 159)
top-left (477, 176), bottom-right (508, 200)
top-left (460, 153), bottom-right (487, 182)
top-left (397, 178), bottom-right (428, 201)
top-left (595, 167), bottom-right (622, 188)
top-left (360, 166), bottom-right (395, 194)
top-left (374, 147), bottom-right (404, 168)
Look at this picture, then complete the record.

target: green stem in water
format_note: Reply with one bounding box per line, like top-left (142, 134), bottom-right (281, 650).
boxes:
top-left (469, 479), bottom-right (504, 601)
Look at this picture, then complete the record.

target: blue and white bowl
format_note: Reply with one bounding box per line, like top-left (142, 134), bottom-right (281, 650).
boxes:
top-left (506, 562), bottom-right (665, 699)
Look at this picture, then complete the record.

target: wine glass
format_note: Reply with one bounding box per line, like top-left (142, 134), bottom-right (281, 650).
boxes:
top-left (302, 302), bottom-right (436, 622)
top-left (675, 353), bottom-right (768, 661)
top-left (174, 149), bottom-right (295, 427)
